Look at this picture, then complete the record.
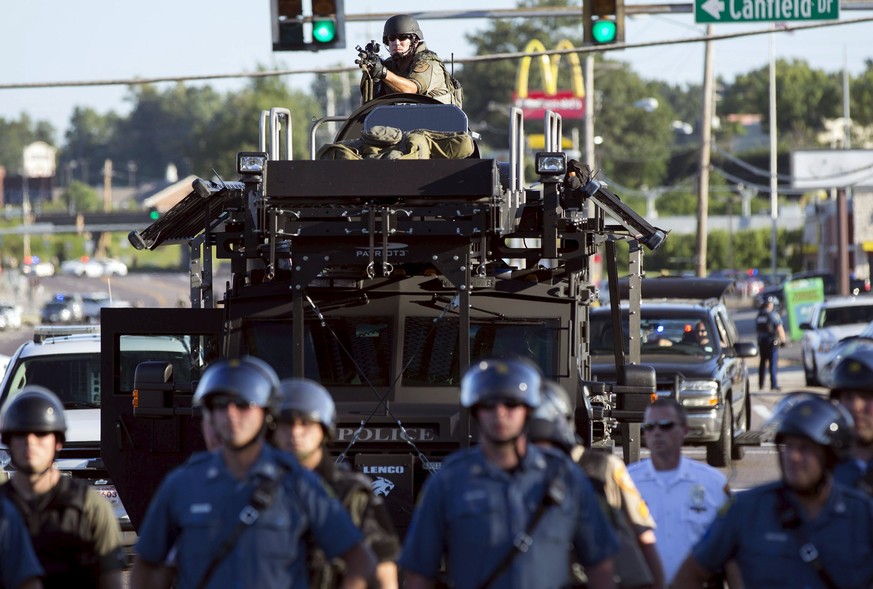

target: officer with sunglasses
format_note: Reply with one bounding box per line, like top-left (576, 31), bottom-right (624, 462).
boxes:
top-left (131, 357), bottom-right (376, 589)
top-left (628, 399), bottom-right (734, 587)
top-left (357, 14), bottom-right (458, 106)
top-left (399, 358), bottom-right (618, 589)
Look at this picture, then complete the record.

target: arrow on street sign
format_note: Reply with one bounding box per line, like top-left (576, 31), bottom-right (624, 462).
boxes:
top-left (695, 0), bottom-right (839, 23)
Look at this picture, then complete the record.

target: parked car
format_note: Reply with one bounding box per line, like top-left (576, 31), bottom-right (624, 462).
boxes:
top-left (816, 320), bottom-right (873, 387)
top-left (590, 277), bottom-right (758, 468)
top-left (61, 258), bottom-right (128, 278)
top-left (81, 292), bottom-right (132, 324)
top-left (40, 293), bottom-right (85, 325)
top-left (800, 297), bottom-right (873, 386)
top-left (21, 256), bottom-right (55, 277)
top-left (0, 303), bottom-right (22, 330)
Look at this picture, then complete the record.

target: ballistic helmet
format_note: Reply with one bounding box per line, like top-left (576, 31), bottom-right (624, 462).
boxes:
top-left (277, 378), bottom-right (336, 438)
top-left (383, 14), bottom-right (424, 44)
top-left (527, 380), bottom-right (577, 452)
top-left (460, 358), bottom-right (542, 409)
top-left (0, 386), bottom-right (66, 444)
top-left (830, 351), bottom-right (873, 399)
top-left (771, 392), bottom-right (854, 463)
top-left (193, 356), bottom-right (280, 412)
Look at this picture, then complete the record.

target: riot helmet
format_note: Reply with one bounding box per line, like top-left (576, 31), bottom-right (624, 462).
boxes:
top-left (277, 378), bottom-right (336, 439)
top-left (527, 380), bottom-right (577, 453)
top-left (830, 351), bottom-right (873, 400)
top-left (460, 357), bottom-right (542, 410)
top-left (0, 386), bottom-right (67, 445)
top-left (382, 14), bottom-right (424, 44)
top-left (770, 392), bottom-right (854, 465)
top-left (193, 356), bottom-right (280, 413)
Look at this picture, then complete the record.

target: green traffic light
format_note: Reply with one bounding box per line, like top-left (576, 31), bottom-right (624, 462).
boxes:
top-left (312, 18), bottom-right (337, 43)
top-left (591, 20), bottom-right (617, 44)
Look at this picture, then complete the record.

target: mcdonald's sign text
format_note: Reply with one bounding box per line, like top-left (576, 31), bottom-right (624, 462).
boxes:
top-left (512, 90), bottom-right (585, 120)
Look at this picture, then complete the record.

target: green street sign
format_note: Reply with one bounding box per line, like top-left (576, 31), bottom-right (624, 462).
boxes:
top-left (695, 0), bottom-right (839, 23)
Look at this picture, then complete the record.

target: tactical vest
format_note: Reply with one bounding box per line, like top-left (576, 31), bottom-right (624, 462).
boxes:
top-left (0, 477), bottom-right (101, 589)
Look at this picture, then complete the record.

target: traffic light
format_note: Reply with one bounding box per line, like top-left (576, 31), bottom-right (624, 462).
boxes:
top-left (584, 0), bottom-right (625, 46)
top-left (272, 0), bottom-right (345, 51)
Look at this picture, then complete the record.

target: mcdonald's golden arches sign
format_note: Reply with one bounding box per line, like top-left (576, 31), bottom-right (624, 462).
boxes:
top-left (512, 39), bottom-right (585, 120)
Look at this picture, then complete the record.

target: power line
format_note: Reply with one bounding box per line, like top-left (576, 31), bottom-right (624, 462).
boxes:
top-left (1, 16), bottom-right (872, 91)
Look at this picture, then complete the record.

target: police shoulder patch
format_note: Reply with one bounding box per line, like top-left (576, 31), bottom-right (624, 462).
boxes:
top-left (413, 61), bottom-right (430, 74)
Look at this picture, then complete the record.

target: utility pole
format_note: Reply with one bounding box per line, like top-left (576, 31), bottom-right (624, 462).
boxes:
top-left (695, 25), bottom-right (714, 278)
top-left (769, 28), bottom-right (779, 288)
top-left (96, 159), bottom-right (113, 258)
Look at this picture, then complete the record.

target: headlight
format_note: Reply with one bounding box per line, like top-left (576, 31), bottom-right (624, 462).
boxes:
top-left (237, 151), bottom-right (268, 174)
top-left (679, 380), bottom-right (720, 407)
top-left (535, 152), bottom-right (567, 176)
top-left (818, 340), bottom-right (835, 354)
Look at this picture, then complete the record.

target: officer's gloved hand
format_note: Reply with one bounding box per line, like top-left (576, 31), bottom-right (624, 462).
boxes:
top-left (368, 58), bottom-right (387, 80)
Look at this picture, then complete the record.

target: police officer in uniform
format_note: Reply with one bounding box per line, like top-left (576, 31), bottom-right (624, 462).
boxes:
top-left (0, 494), bottom-right (44, 589)
top-left (399, 358), bottom-right (619, 589)
top-left (830, 351), bottom-right (873, 493)
top-left (756, 295), bottom-right (786, 390)
top-left (271, 378), bottom-right (401, 589)
top-left (528, 381), bottom-right (666, 589)
top-left (674, 393), bottom-right (873, 588)
top-left (0, 386), bottom-right (125, 589)
top-left (357, 14), bottom-right (457, 106)
top-left (131, 357), bottom-right (376, 589)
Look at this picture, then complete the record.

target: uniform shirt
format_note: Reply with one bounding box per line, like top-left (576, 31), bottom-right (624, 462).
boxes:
top-left (399, 444), bottom-right (619, 589)
top-left (0, 476), bottom-right (126, 589)
top-left (756, 308), bottom-right (783, 344)
top-left (0, 496), bottom-right (43, 589)
top-left (692, 481), bottom-right (873, 588)
top-left (834, 458), bottom-right (873, 494)
top-left (136, 444), bottom-right (363, 589)
top-left (577, 446), bottom-right (656, 533)
top-left (362, 42), bottom-right (454, 104)
top-left (628, 455), bottom-right (729, 583)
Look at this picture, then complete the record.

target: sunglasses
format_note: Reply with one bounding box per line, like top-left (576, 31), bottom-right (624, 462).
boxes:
top-left (386, 34), bottom-right (413, 43)
top-left (206, 397), bottom-right (256, 411)
top-left (478, 398), bottom-right (525, 410)
top-left (641, 419), bottom-right (677, 432)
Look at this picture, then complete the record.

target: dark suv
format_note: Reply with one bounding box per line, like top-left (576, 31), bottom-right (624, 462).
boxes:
top-left (590, 278), bottom-right (759, 467)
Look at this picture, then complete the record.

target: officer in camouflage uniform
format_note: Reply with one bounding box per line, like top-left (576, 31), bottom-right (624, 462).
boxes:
top-left (831, 351), bottom-right (873, 494)
top-left (0, 386), bottom-right (125, 589)
top-left (271, 378), bottom-right (401, 589)
top-left (357, 14), bottom-right (459, 106)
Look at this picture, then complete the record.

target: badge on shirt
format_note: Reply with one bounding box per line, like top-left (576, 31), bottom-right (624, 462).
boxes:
top-left (690, 484), bottom-right (707, 513)
top-left (190, 503), bottom-right (212, 514)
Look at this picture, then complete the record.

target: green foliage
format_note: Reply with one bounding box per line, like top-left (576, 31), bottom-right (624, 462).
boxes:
top-left (60, 181), bottom-right (100, 213)
top-left (0, 114), bottom-right (56, 174)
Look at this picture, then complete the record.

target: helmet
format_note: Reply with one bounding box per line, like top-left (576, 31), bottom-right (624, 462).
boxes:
top-left (193, 356), bottom-right (279, 411)
top-left (527, 380), bottom-right (577, 452)
top-left (382, 14), bottom-right (424, 44)
top-left (460, 358), bottom-right (542, 409)
top-left (830, 351), bottom-right (873, 399)
top-left (277, 378), bottom-right (336, 438)
top-left (0, 386), bottom-right (66, 444)
top-left (770, 392), bottom-right (854, 463)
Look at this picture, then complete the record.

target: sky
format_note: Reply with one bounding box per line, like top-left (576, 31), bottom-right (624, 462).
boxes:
top-left (2, 0), bottom-right (872, 143)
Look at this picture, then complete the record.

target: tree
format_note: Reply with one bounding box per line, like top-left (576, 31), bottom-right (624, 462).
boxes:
top-left (0, 114), bottom-right (56, 174)
top-left (59, 181), bottom-right (100, 213)
top-left (62, 107), bottom-right (120, 185)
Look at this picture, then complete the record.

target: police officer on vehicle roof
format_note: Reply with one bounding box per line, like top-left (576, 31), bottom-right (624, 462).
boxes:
top-left (131, 357), bottom-right (376, 589)
top-left (357, 14), bottom-right (458, 106)
top-left (528, 380), bottom-right (666, 589)
top-left (399, 358), bottom-right (619, 589)
top-left (0, 385), bottom-right (124, 589)
top-left (674, 393), bottom-right (873, 588)
top-left (830, 350), bottom-right (873, 494)
top-left (271, 378), bottom-right (401, 589)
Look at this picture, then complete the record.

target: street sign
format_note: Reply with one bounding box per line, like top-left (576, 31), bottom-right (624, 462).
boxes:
top-left (695, 0), bottom-right (839, 23)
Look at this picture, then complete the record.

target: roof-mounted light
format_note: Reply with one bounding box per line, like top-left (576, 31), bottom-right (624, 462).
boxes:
top-left (237, 152), bottom-right (268, 175)
top-left (535, 152), bottom-right (567, 176)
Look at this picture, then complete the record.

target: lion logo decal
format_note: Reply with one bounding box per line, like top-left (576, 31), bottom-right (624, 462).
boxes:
top-left (371, 476), bottom-right (396, 497)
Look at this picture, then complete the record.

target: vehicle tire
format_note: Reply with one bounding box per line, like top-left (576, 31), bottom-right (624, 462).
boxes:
top-left (707, 403), bottom-right (732, 468)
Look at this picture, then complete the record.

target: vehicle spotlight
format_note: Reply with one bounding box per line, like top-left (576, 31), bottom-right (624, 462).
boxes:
top-left (237, 152), bottom-right (269, 175)
top-left (535, 152), bottom-right (567, 177)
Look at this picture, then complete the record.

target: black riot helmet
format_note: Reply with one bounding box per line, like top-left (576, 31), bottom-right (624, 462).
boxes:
top-left (830, 351), bottom-right (873, 400)
top-left (277, 378), bottom-right (337, 439)
top-left (1, 386), bottom-right (67, 445)
top-left (527, 380), bottom-right (577, 453)
top-left (382, 14), bottom-right (424, 44)
top-left (771, 392), bottom-right (854, 466)
top-left (193, 356), bottom-right (280, 414)
top-left (460, 358), bottom-right (542, 410)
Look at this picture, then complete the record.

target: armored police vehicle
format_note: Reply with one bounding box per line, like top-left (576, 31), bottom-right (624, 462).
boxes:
top-left (99, 95), bottom-right (666, 532)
